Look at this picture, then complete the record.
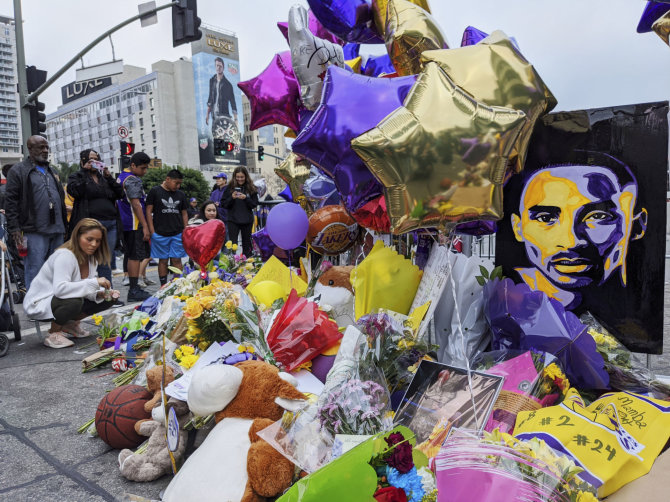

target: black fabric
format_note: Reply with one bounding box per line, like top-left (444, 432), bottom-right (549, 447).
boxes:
top-left (50, 296), bottom-right (113, 326)
top-left (123, 229), bottom-right (150, 261)
top-left (187, 206), bottom-right (199, 219)
top-left (207, 74), bottom-right (237, 116)
top-left (66, 169), bottom-right (123, 236)
top-left (146, 186), bottom-right (188, 237)
top-left (227, 221), bottom-right (253, 257)
top-left (222, 186), bottom-right (258, 225)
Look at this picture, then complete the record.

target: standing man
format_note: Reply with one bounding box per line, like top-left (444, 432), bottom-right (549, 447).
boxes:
top-left (145, 169), bottom-right (188, 286)
top-left (206, 57), bottom-right (237, 128)
top-left (210, 172), bottom-right (228, 222)
top-left (5, 135), bottom-right (67, 290)
top-left (118, 152), bottom-right (152, 302)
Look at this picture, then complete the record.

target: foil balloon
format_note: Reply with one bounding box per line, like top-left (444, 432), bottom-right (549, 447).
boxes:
top-left (292, 66), bottom-right (416, 221)
top-left (637, 1), bottom-right (670, 33)
top-left (454, 220), bottom-right (497, 236)
top-left (277, 9), bottom-right (343, 45)
top-left (307, 205), bottom-right (360, 255)
top-left (351, 62), bottom-right (526, 234)
top-left (275, 153), bottom-right (312, 209)
top-left (653, 11), bottom-right (670, 46)
top-left (278, 184), bottom-right (293, 202)
top-left (237, 51), bottom-right (300, 132)
top-left (303, 168), bottom-right (339, 209)
top-left (343, 42), bottom-right (361, 59)
top-left (384, 0), bottom-right (448, 76)
top-left (307, 0), bottom-right (383, 44)
top-left (362, 53), bottom-right (395, 76)
top-left (421, 31), bottom-right (556, 172)
top-left (253, 178), bottom-right (267, 199)
top-left (461, 26), bottom-right (488, 47)
top-left (371, 0), bottom-right (431, 37)
top-left (289, 4), bottom-right (347, 110)
top-left (345, 56), bottom-right (363, 73)
top-left (353, 194), bottom-right (390, 233)
top-left (182, 219), bottom-right (226, 271)
top-left (252, 227), bottom-right (277, 261)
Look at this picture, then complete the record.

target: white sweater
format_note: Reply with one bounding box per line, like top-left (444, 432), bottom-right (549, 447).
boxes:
top-left (24, 248), bottom-right (103, 320)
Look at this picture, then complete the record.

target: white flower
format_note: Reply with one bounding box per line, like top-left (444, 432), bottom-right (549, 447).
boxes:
top-left (187, 271), bottom-right (201, 281)
top-left (418, 467), bottom-right (436, 493)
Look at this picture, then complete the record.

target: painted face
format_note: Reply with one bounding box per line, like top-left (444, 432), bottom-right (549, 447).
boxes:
top-left (235, 172), bottom-right (246, 185)
top-left (79, 228), bottom-right (103, 256)
top-left (512, 165), bottom-right (637, 290)
top-left (204, 204), bottom-right (218, 220)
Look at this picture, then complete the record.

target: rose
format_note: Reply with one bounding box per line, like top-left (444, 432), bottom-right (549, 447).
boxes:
top-left (199, 295), bottom-right (217, 310)
top-left (384, 433), bottom-right (414, 474)
top-left (184, 297), bottom-right (204, 319)
top-left (374, 486), bottom-right (408, 502)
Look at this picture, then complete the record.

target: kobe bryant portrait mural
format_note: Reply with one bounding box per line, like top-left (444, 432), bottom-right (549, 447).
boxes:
top-left (496, 102), bottom-right (669, 353)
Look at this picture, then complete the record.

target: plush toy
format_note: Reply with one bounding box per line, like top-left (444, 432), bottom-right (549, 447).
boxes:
top-left (117, 397), bottom-right (190, 482)
top-left (143, 365), bottom-right (175, 413)
top-left (313, 264), bottom-right (355, 328)
top-left (162, 360), bottom-right (308, 502)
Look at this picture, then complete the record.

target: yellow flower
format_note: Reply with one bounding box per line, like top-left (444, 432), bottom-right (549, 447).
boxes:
top-left (294, 360), bottom-right (312, 371)
top-left (175, 348), bottom-right (183, 359)
top-left (225, 241), bottom-right (233, 249)
top-left (232, 244), bottom-right (238, 251)
top-left (92, 315), bottom-right (103, 326)
top-left (198, 341), bottom-right (210, 351)
top-left (179, 354), bottom-right (200, 369)
top-left (238, 344), bottom-right (255, 354)
top-left (397, 339), bottom-right (415, 350)
top-left (199, 295), bottom-right (216, 310)
top-left (576, 491), bottom-right (599, 502)
top-left (179, 344), bottom-right (195, 356)
top-left (141, 318), bottom-right (149, 326)
top-left (184, 297), bottom-right (203, 319)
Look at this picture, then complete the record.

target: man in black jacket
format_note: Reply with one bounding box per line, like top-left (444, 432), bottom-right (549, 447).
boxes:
top-left (206, 57), bottom-right (237, 129)
top-left (5, 136), bottom-right (67, 289)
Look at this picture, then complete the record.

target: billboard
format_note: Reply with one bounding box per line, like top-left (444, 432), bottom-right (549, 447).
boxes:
top-left (192, 28), bottom-right (244, 167)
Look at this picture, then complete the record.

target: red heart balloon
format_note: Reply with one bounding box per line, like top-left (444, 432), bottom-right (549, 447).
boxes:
top-left (182, 219), bottom-right (226, 270)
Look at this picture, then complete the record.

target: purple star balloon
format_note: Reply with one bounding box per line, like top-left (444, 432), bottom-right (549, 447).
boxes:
top-left (638, 1), bottom-right (670, 33)
top-left (343, 42), bottom-right (361, 59)
top-left (292, 65), bottom-right (416, 215)
top-left (454, 220), bottom-right (497, 236)
top-left (362, 54), bottom-right (395, 76)
top-left (277, 9), bottom-right (343, 45)
top-left (461, 26), bottom-right (489, 47)
top-left (307, 0), bottom-right (383, 44)
top-left (237, 51), bottom-right (301, 131)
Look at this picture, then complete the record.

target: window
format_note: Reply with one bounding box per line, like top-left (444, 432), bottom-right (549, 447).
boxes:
top-left (150, 114), bottom-right (155, 125)
top-left (140, 133), bottom-right (145, 142)
top-left (149, 97), bottom-right (155, 108)
top-left (152, 130), bottom-right (156, 141)
top-left (139, 117), bottom-right (144, 127)
top-left (138, 101), bottom-right (144, 111)
top-left (153, 146), bottom-right (157, 157)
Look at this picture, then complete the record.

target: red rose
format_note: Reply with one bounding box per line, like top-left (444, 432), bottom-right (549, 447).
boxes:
top-left (374, 486), bottom-right (408, 502)
top-left (384, 432), bottom-right (414, 474)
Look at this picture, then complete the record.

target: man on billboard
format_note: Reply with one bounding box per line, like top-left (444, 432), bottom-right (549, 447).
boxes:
top-left (206, 57), bottom-right (238, 130)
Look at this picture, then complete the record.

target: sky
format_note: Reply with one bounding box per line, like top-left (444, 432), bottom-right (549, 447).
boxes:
top-left (1, 0), bottom-right (669, 115)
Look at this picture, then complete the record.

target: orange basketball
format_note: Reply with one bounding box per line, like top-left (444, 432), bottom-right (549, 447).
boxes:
top-left (95, 384), bottom-right (152, 449)
top-left (307, 205), bottom-right (360, 255)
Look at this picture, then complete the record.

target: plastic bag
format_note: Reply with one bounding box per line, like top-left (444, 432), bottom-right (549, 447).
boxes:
top-left (266, 289), bottom-right (342, 372)
top-left (582, 312), bottom-right (670, 400)
top-left (514, 388), bottom-right (670, 497)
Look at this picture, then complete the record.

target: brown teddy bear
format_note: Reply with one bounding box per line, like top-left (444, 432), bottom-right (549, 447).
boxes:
top-left (313, 264), bottom-right (355, 328)
top-left (143, 365), bottom-right (175, 413)
top-left (162, 360), bottom-right (308, 502)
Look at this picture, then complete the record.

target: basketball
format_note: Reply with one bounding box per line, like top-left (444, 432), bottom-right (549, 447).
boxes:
top-left (307, 205), bottom-right (359, 255)
top-left (95, 384), bottom-right (153, 449)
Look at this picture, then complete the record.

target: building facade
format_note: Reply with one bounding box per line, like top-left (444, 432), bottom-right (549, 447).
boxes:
top-left (0, 16), bottom-right (21, 167)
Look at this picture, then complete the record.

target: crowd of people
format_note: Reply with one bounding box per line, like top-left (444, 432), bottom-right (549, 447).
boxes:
top-left (2, 135), bottom-right (259, 349)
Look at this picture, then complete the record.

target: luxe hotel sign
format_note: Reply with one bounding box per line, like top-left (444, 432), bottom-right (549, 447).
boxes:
top-left (61, 77), bottom-right (113, 105)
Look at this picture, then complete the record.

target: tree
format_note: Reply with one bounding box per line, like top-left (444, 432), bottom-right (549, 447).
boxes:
top-left (141, 165), bottom-right (211, 203)
top-left (55, 162), bottom-right (80, 183)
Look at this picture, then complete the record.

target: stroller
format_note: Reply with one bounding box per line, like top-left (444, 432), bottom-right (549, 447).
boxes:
top-left (0, 214), bottom-right (22, 357)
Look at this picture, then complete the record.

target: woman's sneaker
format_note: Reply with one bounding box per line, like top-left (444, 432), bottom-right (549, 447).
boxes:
top-left (62, 320), bottom-right (91, 338)
top-left (44, 332), bottom-right (74, 349)
top-left (122, 276), bottom-right (130, 286)
top-left (141, 276), bottom-right (156, 286)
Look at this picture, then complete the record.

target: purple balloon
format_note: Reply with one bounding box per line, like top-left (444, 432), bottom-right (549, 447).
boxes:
top-left (454, 220), bottom-right (497, 236)
top-left (252, 227), bottom-right (276, 261)
top-left (307, 0), bottom-right (383, 43)
top-left (461, 26), bottom-right (489, 47)
top-left (266, 203), bottom-right (309, 250)
top-left (277, 9), bottom-right (344, 45)
top-left (278, 185), bottom-right (293, 202)
top-left (238, 51), bottom-right (301, 132)
top-left (292, 66), bottom-right (416, 214)
top-left (304, 169), bottom-right (341, 209)
top-left (343, 42), bottom-right (361, 60)
top-left (638, 1), bottom-right (670, 33)
top-left (362, 54), bottom-right (395, 77)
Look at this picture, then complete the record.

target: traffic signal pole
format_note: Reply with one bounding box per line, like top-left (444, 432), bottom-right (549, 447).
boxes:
top-left (239, 147), bottom-right (286, 162)
top-left (13, 0), bottom-right (31, 152)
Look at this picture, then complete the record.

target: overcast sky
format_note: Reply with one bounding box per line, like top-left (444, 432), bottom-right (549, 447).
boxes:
top-left (1, 0), bottom-right (668, 115)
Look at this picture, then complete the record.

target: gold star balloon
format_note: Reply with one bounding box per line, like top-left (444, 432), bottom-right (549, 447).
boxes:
top-left (275, 152), bottom-right (313, 213)
top-left (421, 31), bottom-right (556, 172)
top-left (351, 62), bottom-right (526, 234)
top-left (384, 0), bottom-right (448, 76)
top-left (653, 12), bottom-right (670, 46)
top-left (372, 0), bottom-right (431, 38)
top-left (345, 56), bottom-right (363, 73)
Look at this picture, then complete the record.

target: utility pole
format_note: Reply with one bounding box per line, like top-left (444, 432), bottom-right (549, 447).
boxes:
top-left (13, 0), bottom-right (31, 155)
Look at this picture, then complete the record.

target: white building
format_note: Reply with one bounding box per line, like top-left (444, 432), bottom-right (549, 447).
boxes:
top-left (0, 16), bottom-right (21, 167)
top-left (46, 60), bottom-right (199, 171)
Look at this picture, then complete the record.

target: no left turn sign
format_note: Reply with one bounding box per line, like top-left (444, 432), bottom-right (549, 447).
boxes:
top-left (118, 126), bottom-right (129, 139)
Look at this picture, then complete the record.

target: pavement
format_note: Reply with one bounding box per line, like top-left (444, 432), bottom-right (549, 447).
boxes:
top-left (1, 263), bottom-right (670, 501)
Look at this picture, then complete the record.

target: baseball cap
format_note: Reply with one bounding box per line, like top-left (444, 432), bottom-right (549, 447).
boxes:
top-left (214, 172), bottom-right (228, 179)
top-left (190, 197), bottom-right (197, 202)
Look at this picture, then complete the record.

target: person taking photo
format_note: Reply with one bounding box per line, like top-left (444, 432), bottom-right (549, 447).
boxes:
top-left (222, 166), bottom-right (258, 257)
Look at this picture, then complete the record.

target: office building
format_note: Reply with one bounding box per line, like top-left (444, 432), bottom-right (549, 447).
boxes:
top-left (0, 16), bottom-right (22, 167)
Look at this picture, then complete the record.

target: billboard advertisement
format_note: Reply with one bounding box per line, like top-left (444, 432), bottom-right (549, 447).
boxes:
top-left (192, 29), bottom-right (244, 167)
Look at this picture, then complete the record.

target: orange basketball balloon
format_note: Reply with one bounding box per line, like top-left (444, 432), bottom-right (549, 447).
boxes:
top-left (307, 205), bottom-right (360, 255)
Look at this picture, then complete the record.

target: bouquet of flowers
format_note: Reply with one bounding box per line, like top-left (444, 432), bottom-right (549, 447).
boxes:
top-left (582, 312), bottom-right (670, 400)
top-left (433, 428), bottom-right (599, 502)
top-left (217, 252), bottom-right (264, 287)
top-left (154, 267), bottom-right (202, 299)
top-left (173, 344), bottom-right (200, 369)
top-left (318, 378), bottom-right (390, 435)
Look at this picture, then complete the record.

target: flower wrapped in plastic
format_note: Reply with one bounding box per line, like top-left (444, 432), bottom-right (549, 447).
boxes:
top-left (318, 378), bottom-right (389, 435)
top-left (473, 350), bottom-right (570, 434)
top-left (483, 278), bottom-right (608, 390)
top-left (582, 312), bottom-right (670, 400)
top-left (266, 289), bottom-right (342, 372)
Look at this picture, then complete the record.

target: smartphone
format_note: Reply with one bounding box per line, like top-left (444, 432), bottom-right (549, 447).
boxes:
top-left (234, 187), bottom-right (242, 192)
top-left (90, 160), bottom-right (105, 173)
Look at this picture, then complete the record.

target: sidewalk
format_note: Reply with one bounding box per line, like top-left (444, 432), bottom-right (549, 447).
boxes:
top-left (0, 266), bottom-right (169, 502)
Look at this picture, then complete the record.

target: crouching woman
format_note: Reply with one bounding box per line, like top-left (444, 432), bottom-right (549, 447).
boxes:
top-left (24, 218), bottom-right (119, 349)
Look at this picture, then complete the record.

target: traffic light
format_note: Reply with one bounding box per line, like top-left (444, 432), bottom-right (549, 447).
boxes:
top-left (120, 141), bottom-right (135, 156)
top-left (258, 146), bottom-right (264, 161)
top-left (172, 0), bottom-right (202, 47)
top-left (25, 66), bottom-right (47, 137)
top-left (214, 138), bottom-right (234, 155)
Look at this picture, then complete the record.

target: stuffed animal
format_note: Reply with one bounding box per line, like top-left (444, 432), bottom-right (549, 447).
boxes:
top-left (143, 365), bottom-right (175, 413)
top-left (117, 397), bottom-right (190, 482)
top-left (162, 360), bottom-right (308, 502)
top-left (313, 264), bottom-right (354, 328)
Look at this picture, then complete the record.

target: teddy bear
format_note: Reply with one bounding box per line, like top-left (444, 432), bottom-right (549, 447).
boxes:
top-left (162, 359), bottom-right (308, 502)
top-left (117, 396), bottom-right (190, 482)
top-left (313, 264), bottom-right (354, 328)
top-left (143, 365), bottom-right (175, 413)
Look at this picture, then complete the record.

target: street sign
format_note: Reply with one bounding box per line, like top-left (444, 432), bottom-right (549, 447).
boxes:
top-left (76, 60), bottom-right (124, 83)
top-left (139, 1), bottom-right (158, 27)
top-left (118, 126), bottom-right (129, 139)
top-left (149, 158), bottom-right (163, 169)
